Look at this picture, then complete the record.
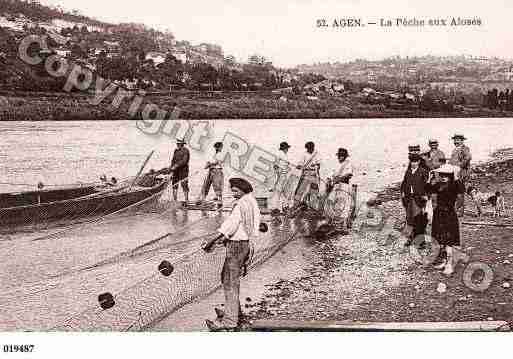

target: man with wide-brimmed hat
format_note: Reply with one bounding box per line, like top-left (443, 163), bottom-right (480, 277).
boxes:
top-left (170, 138), bottom-right (190, 202)
top-left (204, 177), bottom-right (261, 330)
top-left (271, 141), bottom-right (292, 213)
top-left (324, 148), bottom-right (354, 233)
top-left (449, 133), bottom-right (472, 216)
top-left (401, 152), bottom-right (429, 245)
top-left (423, 139), bottom-right (446, 171)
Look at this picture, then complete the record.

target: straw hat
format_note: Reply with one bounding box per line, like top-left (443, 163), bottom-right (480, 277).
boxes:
top-left (451, 133), bottom-right (466, 140)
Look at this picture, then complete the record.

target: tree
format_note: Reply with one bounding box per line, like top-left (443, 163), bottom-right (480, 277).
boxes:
top-left (157, 54), bottom-right (184, 86)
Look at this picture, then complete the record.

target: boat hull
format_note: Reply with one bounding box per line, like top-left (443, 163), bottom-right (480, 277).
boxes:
top-left (0, 180), bottom-right (169, 228)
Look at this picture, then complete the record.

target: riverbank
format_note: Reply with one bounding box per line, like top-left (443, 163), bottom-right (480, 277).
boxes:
top-left (2, 91), bottom-right (513, 120)
top-left (243, 151), bottom-right (513, 327)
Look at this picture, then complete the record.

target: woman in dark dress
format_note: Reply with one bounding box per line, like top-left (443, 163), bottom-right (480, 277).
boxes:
top-left (429, 164), bottom-right (465, 275)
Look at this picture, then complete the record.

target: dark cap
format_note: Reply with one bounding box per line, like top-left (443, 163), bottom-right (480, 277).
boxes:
top-left (336, 148), bottom-right (349, 157)
top-left (408, 145), bottom-right (421, 152)
top-left (229, 177), bottom-right (253, 194)
top-left (305, 141), bottom-right (315, 149)
top-left (279, 142), bottom-right (290, 150)
top-left (214, 142), bottom-right (223, 149)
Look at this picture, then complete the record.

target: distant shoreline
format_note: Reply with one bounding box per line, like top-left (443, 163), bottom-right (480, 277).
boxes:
top-left (1, 91), bottom-right (513, 121)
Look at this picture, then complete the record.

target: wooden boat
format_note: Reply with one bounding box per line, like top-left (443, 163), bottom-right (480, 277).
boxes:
top-left (0, 175), bottom-right (170, 228)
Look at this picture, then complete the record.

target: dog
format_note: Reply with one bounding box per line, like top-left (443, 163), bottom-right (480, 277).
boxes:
top-left (491, 191), bottom-right (506, 217)
top-left (467, 186), bottom-right (506, 217)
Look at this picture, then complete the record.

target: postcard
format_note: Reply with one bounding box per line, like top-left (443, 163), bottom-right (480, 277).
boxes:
top-left (0, 0), bottom-right (512, 357)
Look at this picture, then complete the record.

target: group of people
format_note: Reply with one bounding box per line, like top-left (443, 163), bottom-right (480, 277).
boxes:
top-left (160, 133), bottom-right (474, 329)
top-left (400, 133), bottom-right (472, 275)
top-left (158, 137), bottom-right (356, 330)
top-left (162, 138), bottom-right (225, 206)
top-left (272, 140), bottom-right (355, 232)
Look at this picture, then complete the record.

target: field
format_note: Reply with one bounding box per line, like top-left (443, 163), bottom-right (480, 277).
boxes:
top-left (1, 90), bottom-right (513, 120)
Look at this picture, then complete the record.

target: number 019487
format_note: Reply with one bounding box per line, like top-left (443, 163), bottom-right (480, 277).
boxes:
top-left (3, 344), bottom-right (35, 353)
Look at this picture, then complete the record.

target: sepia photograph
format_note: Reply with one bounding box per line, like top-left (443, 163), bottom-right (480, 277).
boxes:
top-left (0, 0), bottom-right (512, 356)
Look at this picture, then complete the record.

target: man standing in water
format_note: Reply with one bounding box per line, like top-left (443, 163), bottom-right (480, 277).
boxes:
top-left (170, 138), bottom-right (190, 203)
top-left (449, 134), bottom-right (472, 216)
top-left (200, 142), bottom-right (224, 207)
top-left (293, 141), bottom-right (322, 212)
top-left (204, 178), bottom-right (261, 330)
top-left (325, 148), bottom-right (354, 233)
top-left (272, 141), bottom-right (292, 214)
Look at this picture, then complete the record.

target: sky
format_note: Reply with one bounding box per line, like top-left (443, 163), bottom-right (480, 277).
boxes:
top-left (39, 0), bottom-right (512, 67)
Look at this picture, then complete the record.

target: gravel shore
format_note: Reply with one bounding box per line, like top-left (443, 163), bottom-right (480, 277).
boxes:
top-left (246, 150), bottom-right (513, 326)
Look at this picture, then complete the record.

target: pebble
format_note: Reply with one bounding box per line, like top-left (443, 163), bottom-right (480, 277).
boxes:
top-left (502, 282), bottom-right (510, 289)
top-left (487, 317), bottom-right (494, 321)
top-left (496, 250), bottom-right (501, 254)
top-left (409, 303), bottom-right (415, 308)
top-left (508, 254), bottom-right (513, 258)
top-left (467, 294), bottom-right (473, 298)
top-left (437, 283), bottom-right (447, 294)
top-left (414, 285), bottom-right (421, 291)
top-left (504, 260), bottom-right (511, 265)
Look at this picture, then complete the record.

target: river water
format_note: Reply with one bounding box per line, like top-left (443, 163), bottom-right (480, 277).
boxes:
top-left (1, 118), bottom-right (512, 193)
top-left (0, 118), bottom-right (512, 330)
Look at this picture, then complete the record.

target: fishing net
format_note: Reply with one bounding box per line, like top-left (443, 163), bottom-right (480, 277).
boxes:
top-left (50, 210), bottom-right (312, 331)
top-left (2, 165), bottom-right (352, 331)
top-left (0, 176), bottom-right (169, 235)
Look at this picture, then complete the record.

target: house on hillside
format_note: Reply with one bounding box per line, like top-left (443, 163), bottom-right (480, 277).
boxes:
top-left (170, 50), bottom-right (187, 63)
top-left (103, 41), bottom-right (120, 57)
top-left (145, 51), bottom-right (166, 65)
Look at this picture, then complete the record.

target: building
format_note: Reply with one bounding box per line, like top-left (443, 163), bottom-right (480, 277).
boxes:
top-left (145, 51), bottom-right (166, 65)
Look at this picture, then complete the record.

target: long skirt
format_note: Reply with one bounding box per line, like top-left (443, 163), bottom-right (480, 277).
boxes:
top-left (403, 197), bottom-right (427, 239)
top-left (431, 207), bottom-right (460, 247)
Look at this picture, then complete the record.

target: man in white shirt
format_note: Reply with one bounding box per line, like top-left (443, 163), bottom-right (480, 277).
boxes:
top-left (204, 177), bottom-right (261, 330)
top-left (272, 141), bottom-right (292, 213)
top-left (325, 148), bottom-right (354, 232)
top-left (293, 141), bottom-right (322, 211)
top-left (200, 142), bottom-right (224, 205)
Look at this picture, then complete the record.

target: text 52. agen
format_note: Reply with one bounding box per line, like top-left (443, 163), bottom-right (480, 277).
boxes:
top-left (316, 18), bottom-right (363, 28)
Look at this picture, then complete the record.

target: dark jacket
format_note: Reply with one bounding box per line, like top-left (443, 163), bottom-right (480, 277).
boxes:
top-left (171, 147), bottom-right (190, 177)
top-left (401, 166), bottom-right (429, 198)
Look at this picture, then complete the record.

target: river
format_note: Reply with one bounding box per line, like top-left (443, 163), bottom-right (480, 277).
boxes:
top-left (0, 118), bottom-right (512, 330)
